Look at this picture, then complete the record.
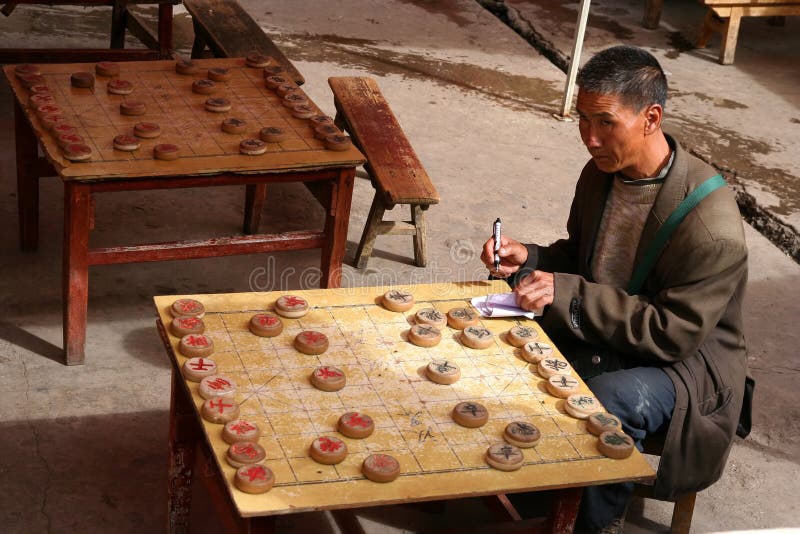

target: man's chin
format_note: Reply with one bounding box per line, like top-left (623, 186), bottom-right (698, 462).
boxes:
top-left (592, 157), bottom-right (617, 173)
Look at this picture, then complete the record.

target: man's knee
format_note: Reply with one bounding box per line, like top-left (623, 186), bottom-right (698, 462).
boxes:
top-left (585, 367), bottom-right (676, 439)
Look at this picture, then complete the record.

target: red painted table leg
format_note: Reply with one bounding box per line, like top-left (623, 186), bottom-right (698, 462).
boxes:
top-left (548, 487), bottom-right (582, 534)
top-left (243, 184), bottom-right (267, 235)
top-left (320, 168), bottom-right (355, 289)
top-left (14, 100), bottom-right (40, 252)
top-left (167, 366), bottom-right (199, 534)
top-left (63, 182), bottom-right (91, 365)
top-left (158, 2), bottom-right (174, 59)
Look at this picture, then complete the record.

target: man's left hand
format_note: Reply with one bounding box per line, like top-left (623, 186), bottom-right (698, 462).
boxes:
top-left (514, 270), bottom-right (555, 314)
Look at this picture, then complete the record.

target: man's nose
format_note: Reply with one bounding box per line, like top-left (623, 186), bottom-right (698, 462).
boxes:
top-left (582, 128), bottom-right (602, 148)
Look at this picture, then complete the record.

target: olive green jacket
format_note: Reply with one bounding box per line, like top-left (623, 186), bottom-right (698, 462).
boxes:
top-left (517, 136), bottom-right (749, 500)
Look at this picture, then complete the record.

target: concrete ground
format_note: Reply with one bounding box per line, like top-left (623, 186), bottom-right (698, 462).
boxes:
top-left (0, 1), bottom-right (798, 532)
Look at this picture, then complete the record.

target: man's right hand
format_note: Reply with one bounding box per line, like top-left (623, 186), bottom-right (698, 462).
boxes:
top-left (480, 235), bottom-right (528, 278)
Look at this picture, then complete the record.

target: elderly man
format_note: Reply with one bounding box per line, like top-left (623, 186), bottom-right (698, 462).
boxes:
top-left (482, 46), bottom-right (752, 532)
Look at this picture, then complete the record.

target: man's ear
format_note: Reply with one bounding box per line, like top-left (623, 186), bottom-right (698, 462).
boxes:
top-left (643, 104), bottom-right (663, 134)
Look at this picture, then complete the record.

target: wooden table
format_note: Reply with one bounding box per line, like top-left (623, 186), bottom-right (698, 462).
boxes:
top-left (0, 1), bottom-right (179, 63)
top-left (155, 282), bottom-right (655, 533)
top-left (5, 57), bottom-right (364, 365)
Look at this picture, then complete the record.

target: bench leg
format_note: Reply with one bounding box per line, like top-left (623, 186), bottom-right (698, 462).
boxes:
top-left (720, 8), bottom-right (742, 64)
top-left (354, 192), bottom-right (386, 270)
top-left (110, 0), bottom-right (128, 49)
top-left (243, 184), bottom-right (267, 235)
top-left (697, 10), bottom-right (719, 49)
top-left (643, 0), bottom-right (663, 29)
top-left (190, 20), bottom-right (209, 59)
top-left (670, 492), bottom-right (696, 534)
top-left (411, 204), bottom-right (427, 267)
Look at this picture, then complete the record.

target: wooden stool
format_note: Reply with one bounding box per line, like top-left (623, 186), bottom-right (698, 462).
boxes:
top-left (328, 77), bottom-right (440, 268)
top-left (633, 433), bottom-right (697, 534)
top-left (696, 1), bottom-right (800, 65)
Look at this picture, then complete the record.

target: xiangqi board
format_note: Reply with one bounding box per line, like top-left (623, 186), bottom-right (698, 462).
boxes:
top-left (155, 282), bottom-right (654, 517)
top-left (3, 58), bottom-right (362, 181)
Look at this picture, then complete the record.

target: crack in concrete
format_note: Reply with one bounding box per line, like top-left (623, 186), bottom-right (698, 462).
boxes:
top-left (476, 0), bottom-right (570, 71)
top-left (476, 0), bottom-right (800, 264)
top-left (21, 360), bottom-right (53, 533)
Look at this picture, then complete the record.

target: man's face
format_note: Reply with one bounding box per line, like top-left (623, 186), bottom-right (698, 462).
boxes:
top-left (576, 90), bottom-right (649, 177)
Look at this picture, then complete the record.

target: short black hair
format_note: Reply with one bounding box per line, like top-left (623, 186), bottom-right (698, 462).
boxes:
top-left (576, 45), bottom-right (667, 111)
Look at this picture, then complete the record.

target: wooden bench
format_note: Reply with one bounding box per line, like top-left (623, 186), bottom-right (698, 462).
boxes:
top-left (697, 0), bottom-right (800, 64)
top-left (182, 0), bottom-right (304, 85)
top-left (328, 77), bottom-right (440, 269)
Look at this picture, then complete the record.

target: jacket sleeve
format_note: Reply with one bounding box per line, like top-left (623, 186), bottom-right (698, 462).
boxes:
top-left (538, 235), bottom-right (748, 363)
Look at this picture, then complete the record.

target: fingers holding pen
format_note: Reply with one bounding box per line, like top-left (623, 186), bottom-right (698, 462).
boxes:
top-left (481, 235), bottom-right (528, 277)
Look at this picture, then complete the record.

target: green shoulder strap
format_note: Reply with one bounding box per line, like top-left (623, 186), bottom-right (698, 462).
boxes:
top-left (627, 174), bottom-right (726, 295)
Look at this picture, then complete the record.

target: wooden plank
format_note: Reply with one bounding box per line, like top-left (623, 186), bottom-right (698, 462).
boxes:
top-left (329, 76), bottom-right (440, 207)
top-left (183, 0), bottom-right (304, 85)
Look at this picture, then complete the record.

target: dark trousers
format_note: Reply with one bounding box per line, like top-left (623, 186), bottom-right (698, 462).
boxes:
top-left (577, 367), bottom-right (676, 531)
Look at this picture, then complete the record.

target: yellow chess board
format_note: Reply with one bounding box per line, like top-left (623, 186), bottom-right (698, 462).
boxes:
top-left (154, 282), bottom-right (654, 517)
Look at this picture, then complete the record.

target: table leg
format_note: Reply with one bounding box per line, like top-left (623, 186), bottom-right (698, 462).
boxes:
top-left (320, 168), bottom-right (355, 288)
top-left (14, 100), bottom-right (39, 252)
top-left (243, 184), bottom-right (267, 235)
top-left (63, 182), bottom-right (91, 365)
top-left (157, 2), bottom-right (174, 58)
top-left (167, 367), bottom-right (199, 534)
top-left (547, 487), bottom-right (582, 534)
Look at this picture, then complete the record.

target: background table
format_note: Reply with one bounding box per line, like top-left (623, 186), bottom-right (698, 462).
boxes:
top-left (0, 0), bottom-right (179, 63)
top-left (5, 57), bottom-right (364, 365)
top-left (155, 282), bottom-right (655, 533)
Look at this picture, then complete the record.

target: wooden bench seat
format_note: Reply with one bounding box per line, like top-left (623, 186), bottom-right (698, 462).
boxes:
top-left (183, 0), bottom-right (304, 85)
top-left (697, 0), bottom-right (800, 64)
top-left (328, 76), bottom-right (440, 269)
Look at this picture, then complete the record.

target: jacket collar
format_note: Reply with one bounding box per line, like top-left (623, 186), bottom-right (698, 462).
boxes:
top-left (634, 133), bottom-right (688, 267)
